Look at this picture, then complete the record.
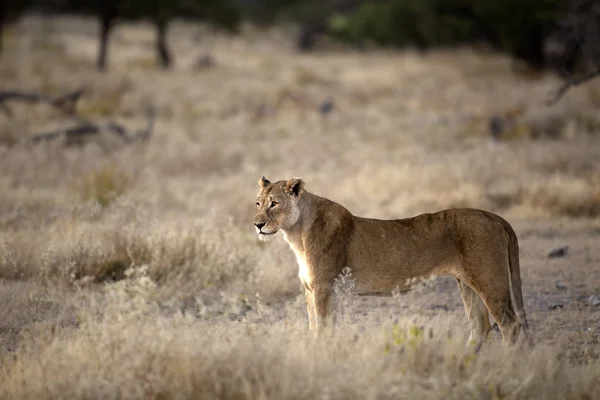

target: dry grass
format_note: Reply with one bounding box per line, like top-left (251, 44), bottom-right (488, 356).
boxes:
top-left (2, 301), bottom-right (598, 400)
top-left (77, 165), bottom-right (132, 206)
top-left (0, 14), bottom-right (599, 399)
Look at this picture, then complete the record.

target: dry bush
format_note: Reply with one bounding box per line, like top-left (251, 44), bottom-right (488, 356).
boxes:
top-left (1, 206), bottom-right (253, 290)
top-left (0, 280), bottom-right (77, 355)
top-left (521, 176), bottom-right (600, 218)
top-left (0, 197), bottom-right (297, 301)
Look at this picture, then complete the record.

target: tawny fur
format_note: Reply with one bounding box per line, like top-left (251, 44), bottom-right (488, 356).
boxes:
top-left (254, 176), bottom-right (530, 348)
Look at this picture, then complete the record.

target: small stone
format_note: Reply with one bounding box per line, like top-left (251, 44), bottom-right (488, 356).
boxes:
top-left (589, 295), bottom-right (600, 307)
top-left (195, 54), bottom-right (215, 70)
top-left (429, 304), bottom-right (449, 311)
top-left (548, 246), bottom-right (569, 258)
top-left (555, 280), bottom-right (567, 290)
top-left (319, 100), bottom-right (334, 115)
top-left (548, 302), bottom-right (564, 310)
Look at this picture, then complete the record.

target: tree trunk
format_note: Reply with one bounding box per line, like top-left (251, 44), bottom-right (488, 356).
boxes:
top-left (155, 17), bottom-right (172, 68)
top-left (97, 1), bottom-right (119, 71)
top-left (0, 2), bottom-right (7, 57)
top-left (297, 23), bottom-right (325, 52)
top-left (514, 25), bottom-right (546, 70)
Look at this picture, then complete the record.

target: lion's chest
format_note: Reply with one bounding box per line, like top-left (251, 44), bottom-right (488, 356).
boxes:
top-left (283, 231), bottom-right (314, 290)
top-left (283, 233), bottom-right (313, 291)
top-left (295, 252), bottom-right (313, 291)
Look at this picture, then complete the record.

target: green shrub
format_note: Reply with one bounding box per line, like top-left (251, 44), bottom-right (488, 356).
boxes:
top-left (330, 0), bottom-right (566, 68)
top-left (78, 166), bottom-right (131, 207)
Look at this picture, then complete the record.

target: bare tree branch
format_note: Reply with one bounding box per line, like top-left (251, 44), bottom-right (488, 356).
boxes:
top-left (547, 0), bottom-right (600, 105)
top-left (546, 68), bottom-right (600, 105)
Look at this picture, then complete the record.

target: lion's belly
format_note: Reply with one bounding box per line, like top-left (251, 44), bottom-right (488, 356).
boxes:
top-left (348, 259), bottom-right (453, 296)
top-left (345, 230), bottom-right (459, 295)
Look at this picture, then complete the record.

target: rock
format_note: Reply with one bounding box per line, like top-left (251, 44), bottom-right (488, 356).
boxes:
top-left (555, 280), bottom-right (568, 290)
top-left (195, 54), bottom-right (215, 70)
top-left (489, 116), bottom-right (507, 139)
top-left (548, 302), bottom-right (564, 310)
top-left (319, 100), bottom-right (334, 115)
top-left (228, 313), bottom-right (238, 321)
top-left (548, 246), bottom-right (569, 258)
top-left (589, 295), bottom-right (600, 307)
top-left (429, 304), bottom-right (449, 311)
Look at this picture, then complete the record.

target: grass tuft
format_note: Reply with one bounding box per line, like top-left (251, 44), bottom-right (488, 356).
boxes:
top-left (78, 166), bottom-right (131, 207)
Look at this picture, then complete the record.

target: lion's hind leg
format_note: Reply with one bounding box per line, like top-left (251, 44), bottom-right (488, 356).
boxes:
top-left (469, 280), bottom-right (522, 345)
top-left (456, 279), bottom-right (492, 351)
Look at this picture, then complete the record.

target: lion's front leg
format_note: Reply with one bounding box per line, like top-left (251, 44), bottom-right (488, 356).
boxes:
top-left (313, 283), bottom-right (336, 337)
top-left (305, 288), bottom-right (317, 331)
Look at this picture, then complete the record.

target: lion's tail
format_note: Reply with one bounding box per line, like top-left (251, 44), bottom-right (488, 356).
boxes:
top-left (503, 220), bottom-right (530, 337)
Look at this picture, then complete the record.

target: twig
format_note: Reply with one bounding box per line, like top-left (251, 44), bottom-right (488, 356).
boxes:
top-left (50, 90), bottom-right (85, 115)
top-left (30, 107), bottom-right (156, 145)
top-left (546, 68), bottom-right (600, 105)
top-left (130, 107), bottom-right (156, 141)
top-left (0, 89), bottom-right (84, 116)
top-left (31, 122), bottom-right (121, 143)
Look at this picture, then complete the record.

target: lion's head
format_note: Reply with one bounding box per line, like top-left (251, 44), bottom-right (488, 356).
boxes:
top-left (254, 176), bottom-right (305, 240)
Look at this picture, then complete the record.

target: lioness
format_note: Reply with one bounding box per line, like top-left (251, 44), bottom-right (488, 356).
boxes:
top-left (254, 176), bottom-right (530, 347)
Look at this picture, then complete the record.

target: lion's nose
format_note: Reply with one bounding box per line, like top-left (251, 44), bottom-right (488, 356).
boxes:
top-left (255, 222), bottom-right (265, 230)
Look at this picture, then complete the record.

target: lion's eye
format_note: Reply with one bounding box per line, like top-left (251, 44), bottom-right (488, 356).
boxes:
top-left (256, 202), bottom-right (260, 208)
top-left (270, 201), bottom-right (278, 208)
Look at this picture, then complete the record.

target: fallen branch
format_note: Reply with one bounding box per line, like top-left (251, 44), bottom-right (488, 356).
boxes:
top-left (30, 107), bottom-right (156, 145)
top-left (0, 89), bottom-right (84, 116)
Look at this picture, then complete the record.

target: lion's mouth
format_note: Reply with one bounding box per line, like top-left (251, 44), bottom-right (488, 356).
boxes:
top-left (257, 229), bottom-right (278, 241)
top-left (257, 230), bottom-right (277, 241)
top-left (256, 225), bottom-right (278, 236)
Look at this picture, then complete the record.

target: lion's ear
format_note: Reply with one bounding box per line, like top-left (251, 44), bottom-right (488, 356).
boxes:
top-left (285, 177), bottom-right (305, 196)
top-left (258, 176), bottom-right (271, 188)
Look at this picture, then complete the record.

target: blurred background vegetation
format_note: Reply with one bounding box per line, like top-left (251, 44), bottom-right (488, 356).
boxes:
top-left (1, 0), bottom-right (598, 77)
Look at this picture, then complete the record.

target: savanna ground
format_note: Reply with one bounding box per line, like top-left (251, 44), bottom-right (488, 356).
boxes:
top-left (0, 14), bottom-right (599, 399)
